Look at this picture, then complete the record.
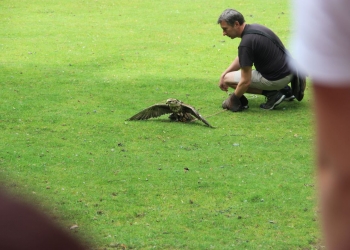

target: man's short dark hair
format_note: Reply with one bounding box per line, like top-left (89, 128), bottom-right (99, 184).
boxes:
top-left (217, 9), bottom-right (245, 26)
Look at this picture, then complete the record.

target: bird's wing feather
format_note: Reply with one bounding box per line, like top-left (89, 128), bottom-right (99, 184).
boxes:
top-left (181, 103), bottom-right (213, 127)
top-left (127, 104), bottom-right (172, 120)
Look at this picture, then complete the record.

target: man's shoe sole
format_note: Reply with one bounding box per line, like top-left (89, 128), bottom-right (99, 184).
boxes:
top-left (284, 95), bottom-right (295, 102)
top-left (222, 104), bottom-right (249, 111)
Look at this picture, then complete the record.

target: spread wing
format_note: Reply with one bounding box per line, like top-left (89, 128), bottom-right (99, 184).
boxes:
top-left (181, 103), bottom-right (213, 127)
top-left (127, 104), bottom-right (172, 120)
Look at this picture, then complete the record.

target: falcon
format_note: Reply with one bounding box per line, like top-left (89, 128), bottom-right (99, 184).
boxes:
top-left (127, 98), bottom-right (213, 127)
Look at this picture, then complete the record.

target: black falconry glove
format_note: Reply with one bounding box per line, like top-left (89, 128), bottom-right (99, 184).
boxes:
top-left (230, 94), bottom-right (245, 112)
top-left (222, 93), bottom-right (249, 112)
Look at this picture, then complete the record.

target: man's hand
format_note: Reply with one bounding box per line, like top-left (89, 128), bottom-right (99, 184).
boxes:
top-left (218, 77), bottom-right (229, 91)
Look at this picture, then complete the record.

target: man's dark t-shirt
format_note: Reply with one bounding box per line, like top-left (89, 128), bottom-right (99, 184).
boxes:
top-left (239, 24), bottom-right (290, 81)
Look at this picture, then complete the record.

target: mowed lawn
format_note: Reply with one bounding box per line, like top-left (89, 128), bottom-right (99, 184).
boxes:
top-left (0, 0), bottom-right (320, 249)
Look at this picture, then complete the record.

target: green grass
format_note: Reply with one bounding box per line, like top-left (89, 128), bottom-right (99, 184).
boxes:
top-left (0, 0), bottom-right (320, 249)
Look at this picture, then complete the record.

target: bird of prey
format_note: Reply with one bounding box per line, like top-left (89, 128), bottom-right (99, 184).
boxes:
top-left (127, 98), bottom-right (213, 127)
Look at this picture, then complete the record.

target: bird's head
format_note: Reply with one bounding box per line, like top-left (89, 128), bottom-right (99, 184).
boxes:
top-left (166, 98), bottom-right (182, 107)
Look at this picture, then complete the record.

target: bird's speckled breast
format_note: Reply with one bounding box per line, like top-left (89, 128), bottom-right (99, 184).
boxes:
top-left (168, 104), bottom-right (182, 113)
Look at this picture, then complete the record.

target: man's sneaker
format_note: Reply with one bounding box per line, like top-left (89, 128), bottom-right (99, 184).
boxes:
top-left (280, 85), bottom-right (295, 101)
top-left (260, 91), bottom-right (285, 110)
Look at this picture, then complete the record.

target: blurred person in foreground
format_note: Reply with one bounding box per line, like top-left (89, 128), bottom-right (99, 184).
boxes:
top-left (0, 187), bottom-right (86, 250)
top-left (290, 0), bottom-right (350, 249)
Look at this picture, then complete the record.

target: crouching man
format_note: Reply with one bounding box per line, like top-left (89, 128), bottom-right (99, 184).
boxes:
top-left (218, 9), bottom-right (294, 111)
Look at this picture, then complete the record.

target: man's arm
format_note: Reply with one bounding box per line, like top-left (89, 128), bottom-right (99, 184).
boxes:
top-left (234, 66), bottom-right (252, 97)
top-left (219, 56), bottom-right (240, 91)
top-left (222, 56), bottom-right (241, 74)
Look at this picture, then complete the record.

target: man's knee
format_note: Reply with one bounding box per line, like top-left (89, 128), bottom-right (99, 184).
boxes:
top-left (224, 72), bottom-right (239, 85)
